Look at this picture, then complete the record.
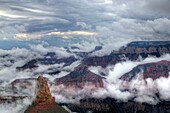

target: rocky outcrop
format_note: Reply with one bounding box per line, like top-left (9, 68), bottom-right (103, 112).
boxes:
top-left (24, 76), bottom-right (69, 113)
top-left (34, 76), bottom-right (53, 105)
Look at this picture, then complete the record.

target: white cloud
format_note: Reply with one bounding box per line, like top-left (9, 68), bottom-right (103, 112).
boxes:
top-left (48, 31), bottom-right (97, 36)
top-left (90, 54), bottom-right (170, 104)
top-left (156, 75), bottom-right (170, 100)
top-left (0, 10), bottom-right (27, 18)
top-left (30, 44), bottom-right (73, 58)
top-left (0, 98), bottom-right (32, 113)
top-left (14, 33), bottom-right (42, 40)
top-left (14, 31), bottom-right (97, 40)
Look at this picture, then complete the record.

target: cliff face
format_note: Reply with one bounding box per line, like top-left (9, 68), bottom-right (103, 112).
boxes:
top-left (120, 60), bottom-right (170, 81)
top-left (83, 41), bottom-right (170, 67)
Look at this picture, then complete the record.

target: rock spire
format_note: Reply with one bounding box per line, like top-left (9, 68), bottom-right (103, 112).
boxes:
top-left (34, 76), bottom-right (53, 105)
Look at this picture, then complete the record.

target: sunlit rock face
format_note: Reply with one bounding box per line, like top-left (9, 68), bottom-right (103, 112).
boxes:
top-left (34, 76), bottom-right (53, 105)
top-left (24, 76), bottom-right (69, 113)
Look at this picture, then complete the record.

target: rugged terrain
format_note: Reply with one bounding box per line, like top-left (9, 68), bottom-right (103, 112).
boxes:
top-left (0, 41), bottom-right (170, 113)
top-left (121, 60), bottom-right (170, 81)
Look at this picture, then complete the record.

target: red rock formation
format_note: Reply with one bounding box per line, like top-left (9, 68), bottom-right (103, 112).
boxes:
top-left (54, 65), bottom-right (104, 88)
top-left (27, 76), bottom-right (55, 113)
top-left (34, 76), bottom-right (54, 105)
top-left (24, 76), bottom-right (69, 113)
top-left (83, 41), bottom-right (170, 67)
top-left (121, 60), bottom-right (170, 81)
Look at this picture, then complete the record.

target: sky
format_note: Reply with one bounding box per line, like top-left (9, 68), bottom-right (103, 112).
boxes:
top-left (0, 0), bottom-right (170, 49)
